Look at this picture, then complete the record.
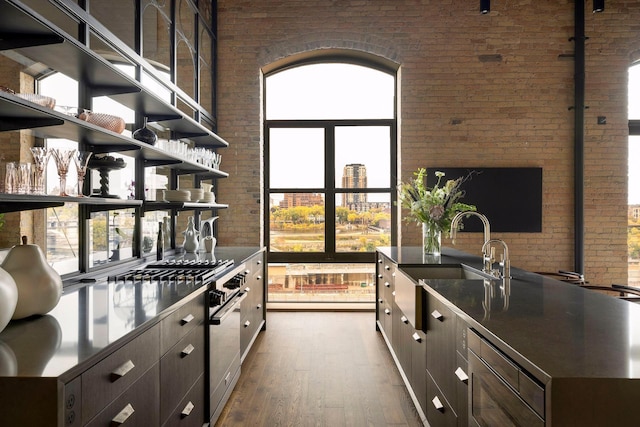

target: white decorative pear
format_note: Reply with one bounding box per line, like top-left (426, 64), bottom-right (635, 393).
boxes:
top-left (0, 266), bottom-right (17, 333)
top-left (1, 236), bottom-right (62, 320)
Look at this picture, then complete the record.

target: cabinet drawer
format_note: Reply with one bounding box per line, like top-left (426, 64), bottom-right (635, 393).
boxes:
top-left (85, 363), bottom-right (160, 427)
top-left (426, 371), bottom-right (457, 427)
top-left (160, 325), bottom-right (205, 422)
top-left (162, 374), bottom-right (205, 427)
top-left (161, 294), bottom-right (205, 355)
top-left (82, 325), bottom-right (160, 424)
top-left (479, 337), bottom-right (519, 391)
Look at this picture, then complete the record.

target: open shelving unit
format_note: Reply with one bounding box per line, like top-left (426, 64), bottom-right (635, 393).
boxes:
top-left (0, 0), bottom-right (230, 212)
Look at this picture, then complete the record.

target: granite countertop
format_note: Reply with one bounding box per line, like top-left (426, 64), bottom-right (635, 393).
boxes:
top-left (378, 246), bottom-right (640, 383)
top-left (0, 246), bottom-right (261, 380)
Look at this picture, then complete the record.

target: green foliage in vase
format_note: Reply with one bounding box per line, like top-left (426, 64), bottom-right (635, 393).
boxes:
top-left (398, 168), bottom-right (476, 237)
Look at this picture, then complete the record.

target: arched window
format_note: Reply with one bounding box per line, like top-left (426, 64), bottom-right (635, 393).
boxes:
top-left (264, 60), bottom-right (397, 305)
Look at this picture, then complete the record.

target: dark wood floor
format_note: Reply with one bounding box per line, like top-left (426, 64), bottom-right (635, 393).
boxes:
top-left (215, 311), bottom-right (424, 427)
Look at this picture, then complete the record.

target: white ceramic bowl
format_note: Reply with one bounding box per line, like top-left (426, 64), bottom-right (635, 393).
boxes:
top-left (180, 188), bottom-right (204, 202)
top-left (164, 189), bottom-right (190, 201)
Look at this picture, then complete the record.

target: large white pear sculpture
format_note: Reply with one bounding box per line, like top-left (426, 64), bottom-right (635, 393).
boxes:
top-left (1, 236), bottom-right (62, 320)
top-left (0, 266), bottom-right (17, 333)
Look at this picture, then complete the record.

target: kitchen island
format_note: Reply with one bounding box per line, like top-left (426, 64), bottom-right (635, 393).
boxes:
top-left (377, 246), bottom-right (640, 427)
top-left (0, 246), bottom-right (265, 427)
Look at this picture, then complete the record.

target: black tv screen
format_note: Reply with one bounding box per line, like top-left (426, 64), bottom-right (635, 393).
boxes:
top-left (426, 167), bottom-right (542, 232)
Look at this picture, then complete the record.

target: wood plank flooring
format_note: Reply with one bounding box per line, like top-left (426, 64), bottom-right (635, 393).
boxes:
top-left (215, 311), bottom-right (424, 427)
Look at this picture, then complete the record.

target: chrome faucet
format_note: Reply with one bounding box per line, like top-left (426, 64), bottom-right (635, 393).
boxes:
top-left (481, 238), bottom-right (511, 279)
top-left (450, 211), bottom-right (492, 273)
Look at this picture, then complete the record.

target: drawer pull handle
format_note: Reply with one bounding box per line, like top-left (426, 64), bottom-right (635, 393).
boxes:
top-left (385, 265), bottom-right (390, 271)
top-left (181, 401), bottom-right (195, 418)
top-left (412, 332), bottom-right (422, 342)
top-left (111, 360), bottom-right (135, 381)
top-left (244, 320), bottom-right (251, 328)
top-left (256, 304), bottom-right (262, 309)
top-left (378, 299), bottom-right (384, 304)
top-left (257, 260), bottom-right (262, 265)
top-left (377, 274), bottom-right (383, 279)
top-left (245, 287), bottom-right (251, 292)
top-left (432, 396), bottom-right (444, 412)
top-left (391, 291), bottom-right (395, 297)
top-left (455, 367), bottom-right (469, 383)
top-left (112, 403), bottom-right (135, 424)
top-left (256, 275), bottom-right (262, 280)
top-left (181, 314), bottom-right (195, 325)
top-left (401, 316), bottom-right (408, 324)
top-left (384, 308), bottom-right (391, 315)
top-left (431, 310), bottom-right (444, 321)
top-left (384, 282), bottom-right (390, 288)
top-left (181, 344), bottom-right (195, 357)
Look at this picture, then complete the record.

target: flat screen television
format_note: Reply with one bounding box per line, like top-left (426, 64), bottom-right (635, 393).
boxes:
top-left (426, 167), bottom-right (543, 232)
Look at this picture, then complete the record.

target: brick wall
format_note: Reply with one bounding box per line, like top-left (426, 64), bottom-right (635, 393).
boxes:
top-left (216, 0), bottom-right (636, 286)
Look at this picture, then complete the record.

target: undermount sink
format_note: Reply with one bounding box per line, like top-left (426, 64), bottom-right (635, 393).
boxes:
top-left (395, 264), bottom-right (493, 331)
top-left (403, 264), bottom-right (493, 281)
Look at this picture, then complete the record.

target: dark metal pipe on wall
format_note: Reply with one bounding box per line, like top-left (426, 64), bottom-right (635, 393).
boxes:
top-left (573, 0), bottom-right (586, 275)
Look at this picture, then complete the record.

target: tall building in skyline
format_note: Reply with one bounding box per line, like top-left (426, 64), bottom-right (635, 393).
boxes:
top-left (342, 163), bottom-right (367, 210)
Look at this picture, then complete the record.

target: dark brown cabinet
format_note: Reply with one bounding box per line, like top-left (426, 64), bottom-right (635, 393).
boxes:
top-left (376, 253), bottom-right (395, 342)
top-left (426, 292), bottom-right (458, 417)
top-left (240, 250), bottom-right (266, 361)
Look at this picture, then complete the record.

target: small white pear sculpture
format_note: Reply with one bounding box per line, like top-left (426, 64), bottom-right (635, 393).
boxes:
top-left (1, 236), bottom-right (62, 320)
top-left (0, 266), bottom-right (17, 333)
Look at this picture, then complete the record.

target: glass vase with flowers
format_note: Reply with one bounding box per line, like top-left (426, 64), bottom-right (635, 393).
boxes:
top-left (398, 168), bottom-right (476, 258)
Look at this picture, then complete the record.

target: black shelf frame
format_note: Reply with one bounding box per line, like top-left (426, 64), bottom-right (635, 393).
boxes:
top-left (0, 193), bottom-right (142, 214)
top-left (0, 0), bottom-right (228, 148)
top-left (0, 0), bottom-right (228, 276)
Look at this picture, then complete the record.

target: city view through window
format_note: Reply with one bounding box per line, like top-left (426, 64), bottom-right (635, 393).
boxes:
top-left (265, 63), bottom-right (396, 304)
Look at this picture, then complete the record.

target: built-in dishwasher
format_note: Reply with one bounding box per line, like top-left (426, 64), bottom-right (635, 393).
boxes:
top-left (468, 329), bottom-right (545, 427)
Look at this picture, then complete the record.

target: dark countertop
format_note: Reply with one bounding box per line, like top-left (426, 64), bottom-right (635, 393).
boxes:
top-left (0, 246), bottom-right (262, 380)
top-left (378, 246), bottom-right (640, 383)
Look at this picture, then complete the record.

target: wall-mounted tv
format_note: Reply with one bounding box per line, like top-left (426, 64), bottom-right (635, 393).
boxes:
top-left (426, 167), bottom-right (542, 232)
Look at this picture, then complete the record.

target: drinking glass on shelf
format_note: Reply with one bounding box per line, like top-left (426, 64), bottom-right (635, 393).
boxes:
top-left (4, 162), bottom-right (17, 194)
top-left (51, 148), bottom-right (76, 196)
top-left (73, 151), bottom-right (93, 197)
top-left (30, 147), bottom-right (50, 195)
top-left (16, 163), bottom-right (31, 194)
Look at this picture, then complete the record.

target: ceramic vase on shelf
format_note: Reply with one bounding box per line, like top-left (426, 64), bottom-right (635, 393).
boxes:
top-left (182, 216), bottom-right (200, 253)
top-left (1, 236), bottom-right (63, 320)
top-left (132, 117), bottom-right (157, 145)
top-left (422, 222), bottom-right (442, 261)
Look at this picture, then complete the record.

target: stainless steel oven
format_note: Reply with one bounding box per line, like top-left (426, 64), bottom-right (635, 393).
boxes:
top-left (468, 329), bottom-right (544, 427)
top-left (206, 262), bottom-right (247, 425)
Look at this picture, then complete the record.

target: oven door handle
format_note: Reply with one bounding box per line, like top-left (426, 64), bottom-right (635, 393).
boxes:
top-left (211, 292), bottom-right (247, 325)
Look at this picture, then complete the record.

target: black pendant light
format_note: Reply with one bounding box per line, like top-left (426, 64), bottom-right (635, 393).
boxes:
top-left (593, 0), bottom-right (604, 12)
top-left (480, 0), bottom-right (490, 14)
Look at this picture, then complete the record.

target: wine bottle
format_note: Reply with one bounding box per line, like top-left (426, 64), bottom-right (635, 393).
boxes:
top-left (157, 221), bottom-right (164, 260)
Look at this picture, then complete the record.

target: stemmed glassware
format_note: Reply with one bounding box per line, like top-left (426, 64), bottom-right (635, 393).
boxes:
top-left (73, 151), bottom-right (93, 197)
top-left (30, 147), bottom-right (51, 195)
top-left (51, 148), bottom-right (76, 196)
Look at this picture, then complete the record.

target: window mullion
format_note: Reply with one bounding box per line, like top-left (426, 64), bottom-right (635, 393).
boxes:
top-left (326, 124), bottom-right (336, 257)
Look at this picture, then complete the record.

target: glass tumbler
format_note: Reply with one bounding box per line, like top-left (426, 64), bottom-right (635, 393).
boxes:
top-left (4, 162), bottom-right (17, 194)
top-left (16, 163), bottom-right (31, 194)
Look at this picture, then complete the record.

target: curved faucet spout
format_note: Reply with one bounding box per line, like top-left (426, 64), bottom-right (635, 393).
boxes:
top-left (450, 211), bottom-right (491, 244)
